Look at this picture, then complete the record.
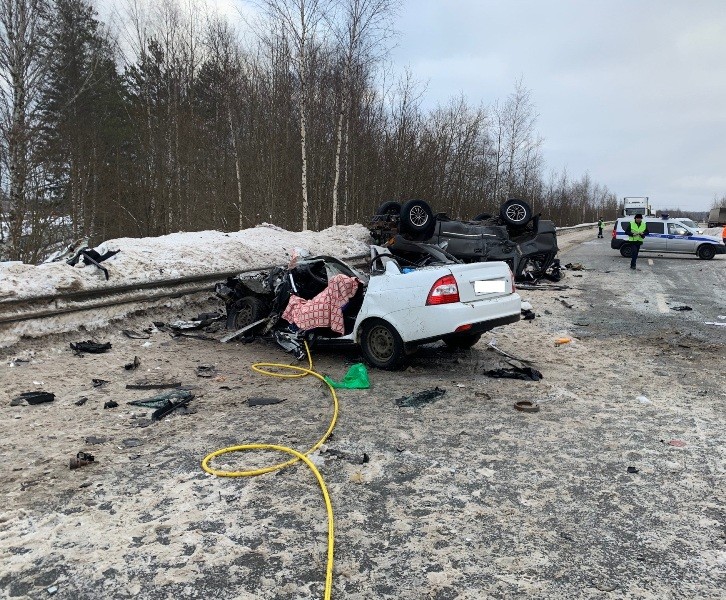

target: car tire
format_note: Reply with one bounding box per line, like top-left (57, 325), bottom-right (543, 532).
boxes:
top-left (472, 213), bottom-right (492, 221)
top-left (232, 296), bottom-right (267, 330)
top-left (697, 244), bottom-right (716, 260)
top-left (443, 333), bottom-right (482, 350)
top-left (360, 319), bottom-right (405, 369)
top-left (375, 200), bottom-right (402, 216)
top-left (619, 244), bottom-right (634, 258)
top-left (399, 199), bottom-right (436, 240)
top-left (499, 198), bottom-right (533, 227)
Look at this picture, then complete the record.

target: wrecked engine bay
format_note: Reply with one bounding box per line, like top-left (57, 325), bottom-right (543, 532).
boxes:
top-left (215, 253), bottom-right (368, 360)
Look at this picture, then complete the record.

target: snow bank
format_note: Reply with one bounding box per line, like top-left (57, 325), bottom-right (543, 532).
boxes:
top-left (0, 224), bottom-right (371, 301)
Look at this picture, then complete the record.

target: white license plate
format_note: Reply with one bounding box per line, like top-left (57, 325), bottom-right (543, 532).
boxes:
top-left (474, 280), bottom-right (506, 295)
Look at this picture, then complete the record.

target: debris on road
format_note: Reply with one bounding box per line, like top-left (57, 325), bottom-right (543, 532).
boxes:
top-left (487, 339), bottom-right (533, 363)
top-left (10, 391), bottom-right (55, 406)
top-left (196, 364), bottom-right (217, 378)
top-left (668, 439), bottom-right (687, 448)
top-left (395, 387), bottom-right (445, 408)
top-left (555, 337), bottom-right (572, 346)
top-left (103, 400), bottom-right (119, 409)
top-left (485, 366), bottom-right (543, 381)
top-left (122, 329), bottom-right (151, 340)
top-left (248, 397), bottom-right (286, 407)
top-left (565, 262), bottom-right (585, 271)
top-left (323, 363), bottom-right (370, 389)
top-left (75, 397), bottom-right (88, 406)
top-left (636, 395), bottom-right (651, 404)
top-left (92, 378), bottom-right (109, 388)
top-left (559, 298), bottom-right (574, 309)
top-left (70, 340), bottom-right (112, 354)
top-left (69, 452), bottom-right (95, 469)
top-left (128, 389), bottom-right (194, 421)
top-left (126, 381), bottom-right (182, 390)
top-left (124, 356), bottom-right (141, 370)
top-left (513, 400), bottom-right (540, 413)
top-left (321, 447), bottom-right (370, 464)
top-left (627, 466), bottom-right (639, 474)
top-left (670, 305), bottom-right (693, 311)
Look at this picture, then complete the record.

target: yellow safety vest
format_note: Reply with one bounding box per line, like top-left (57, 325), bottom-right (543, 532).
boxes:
top-left (629, 221), bottom-right (646, 243)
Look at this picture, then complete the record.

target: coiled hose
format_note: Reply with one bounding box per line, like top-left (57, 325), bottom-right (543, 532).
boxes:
top-left (201, 342), bottom-right (338, 600)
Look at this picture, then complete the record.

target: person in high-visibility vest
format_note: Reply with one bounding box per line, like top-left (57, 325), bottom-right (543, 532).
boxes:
top-left (597, 218), bottom-right (604, 238)
top-left (624, 214), bottom-right (650, 270)
top-left (722, 224), bottom-right (726, 245)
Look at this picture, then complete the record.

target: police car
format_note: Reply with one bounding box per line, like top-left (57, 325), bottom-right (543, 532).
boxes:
top-left (611, 215), bottom-right (726, 260)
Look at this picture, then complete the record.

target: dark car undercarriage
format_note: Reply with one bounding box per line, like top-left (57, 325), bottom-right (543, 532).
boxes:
top-left (369, 198), bottom-right (560, 281)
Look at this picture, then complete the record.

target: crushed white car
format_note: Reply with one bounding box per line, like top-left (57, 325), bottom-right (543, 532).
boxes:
top-left (216, 247), bottom-right (521, 369)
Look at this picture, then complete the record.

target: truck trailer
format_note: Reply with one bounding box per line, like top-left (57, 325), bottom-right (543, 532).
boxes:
top-left (707, 207), bottom-right (726, 227)
top-left (623, 197), bottom-right (652, 217)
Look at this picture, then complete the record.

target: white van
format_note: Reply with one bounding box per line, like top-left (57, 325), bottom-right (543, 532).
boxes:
top-left (611, 216), bottom-right (726, 260)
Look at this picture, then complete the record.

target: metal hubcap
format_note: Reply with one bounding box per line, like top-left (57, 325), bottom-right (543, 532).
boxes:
top-left (409, 206), bottom-right (429, 227)
top-left (369, 326), bottom-right (395, 360)
top-left (506, 204), bottom-right (527, 222)
top-left (235, 304), bottom-right (254, 328)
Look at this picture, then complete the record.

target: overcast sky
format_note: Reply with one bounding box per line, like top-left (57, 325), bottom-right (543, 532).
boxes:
top-left (126, 0), bottom-right (726, 212)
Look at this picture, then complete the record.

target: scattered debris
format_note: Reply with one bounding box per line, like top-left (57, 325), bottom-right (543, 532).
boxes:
top-left (670, 305), bottom-right (693, 311)
top-left (122, 438), bottom-right (142, 448)
top-left (70, 341), bottom-right (112, 354)
top-left (323, 363), bottom-right (370, 389)
top-left (321, 447), bottom-right (370, 464)
top-left (11, 391), bottom-right (55, 406)
top-left (124, 356), bottom-right (141, 370)
top-left (565, 262), bottom-right (585, 271)
top-left (627, 466), bottom-right (639, 474)
top-left (559, 298), bottom-right (574, 309)
top-left (127, 389), bottom-right (194, 421)
top-left (47, 585), bottom-right (59, 596)
top-left (196, 364), bottom-right (217, 378)
top-left (395, 387), bottom-right (446, 408)
top-left (668, 439), bottom-right (687, 448)
top-left (67, 246), bottom-right (120, 280)
top-left (485, 366), bottom-right (543, 381)
top-left (75, 397), bottom-right (88, 406)
top-left (513, 400), bottom-right (540, 413)
top-left (636, 395), bottom-right (651, 404)
top-left (103, 400), bottom-right (119, 409)
top-left (126, 381), bottom-right (182, 390)
top-left (521, 308), bottom-right (536, 320)
top-left (69, 451), bottom-right (95, 469)
top-left (122, 329), bottom-right (151, 340)
top-left (704, 321), bottom-right (726, 327)
top-left (248, 397), bottom-right (286, 407)
top-left (92, 378), bottom-right (109, 388)
top-left (487, 339), bottom-right (532, 363)
top-left (555, 337), bottom-right (572, 346)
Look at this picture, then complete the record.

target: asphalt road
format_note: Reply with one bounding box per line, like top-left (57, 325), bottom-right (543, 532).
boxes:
top-left (558, 235), bottom-right (726, 344)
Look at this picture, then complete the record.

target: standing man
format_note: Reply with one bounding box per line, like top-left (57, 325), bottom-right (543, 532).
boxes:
top-left (624, 214), bottom-right (649, 270)
top-left (597, 217), bottom-right (604, 238)
top-left (722, 224), bottom-right (726, 245)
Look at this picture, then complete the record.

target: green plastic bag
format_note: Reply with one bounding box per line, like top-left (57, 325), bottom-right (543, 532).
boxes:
top-left (323, 363), bottom-right (370, 389)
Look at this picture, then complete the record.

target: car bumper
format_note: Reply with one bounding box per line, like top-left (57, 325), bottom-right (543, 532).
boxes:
top-left (382, 293), bottom-right (522, 345)
top-left (611, 239), bottom-right (624, 249)
top-left (715, 244), bottom-right (726, 255)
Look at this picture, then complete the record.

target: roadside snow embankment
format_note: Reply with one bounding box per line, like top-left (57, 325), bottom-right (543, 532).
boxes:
top-left (0, 224), bottom-right (371, 302)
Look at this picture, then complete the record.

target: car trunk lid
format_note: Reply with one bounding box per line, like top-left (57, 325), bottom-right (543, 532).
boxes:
top-left (448, 262), bottom-right (512, 303)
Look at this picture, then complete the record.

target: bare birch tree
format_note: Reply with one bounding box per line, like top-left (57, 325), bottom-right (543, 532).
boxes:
top-left (0, 0), bottom-right (49, 260)
top-left (256, 0), bottom-right (331, 230)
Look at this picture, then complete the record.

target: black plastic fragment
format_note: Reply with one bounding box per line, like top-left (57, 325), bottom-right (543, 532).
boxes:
top-left (248, 397), bottom-right (286, 407)
top-left (124, 356), bottom-right (141, 371)
top-left (126, 382), bottom-right (181, 390)
top-left (13, 391), bottom-right (55, 405)
top-left (395, 387), bottom-right (446, 408)
top-left (670, 305), bottom-right (692, 311)
top-left (71, 341), bottom-right (112, 354)
top-left (627, 466), bottom-right (639, 474)
top-left (485, 366), bottom-right (543, 381)
top-left (92, 379), bottom-right (109, 387)
top-left (104, 400), bottom-right (119, 409)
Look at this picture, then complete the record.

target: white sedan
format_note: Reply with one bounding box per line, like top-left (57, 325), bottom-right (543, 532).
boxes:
top-left (218, 248), bottom-right (522, 369)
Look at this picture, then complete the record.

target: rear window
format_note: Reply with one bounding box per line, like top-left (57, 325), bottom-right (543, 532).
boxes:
top-left (647, 222), bottom-right (665, 234)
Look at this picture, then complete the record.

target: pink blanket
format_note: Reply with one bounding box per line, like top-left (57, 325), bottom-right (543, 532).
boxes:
top-left (282, 274), bottom-right (359, 334)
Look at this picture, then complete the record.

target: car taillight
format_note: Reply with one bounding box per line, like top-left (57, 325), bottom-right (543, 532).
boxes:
top-left (426, 275), bottom-right (459, 305)
top-left (611, 227), bottom-right (616, 238)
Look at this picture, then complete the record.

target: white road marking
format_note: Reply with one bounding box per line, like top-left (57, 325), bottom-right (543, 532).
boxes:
top-left (656, 293), bottom-right (669, 314)
top-left (648, 259), bottom-right (654, 266)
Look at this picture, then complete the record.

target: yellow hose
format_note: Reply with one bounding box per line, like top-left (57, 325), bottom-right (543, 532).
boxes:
top-left (201, 342), bottom-right (338, 600)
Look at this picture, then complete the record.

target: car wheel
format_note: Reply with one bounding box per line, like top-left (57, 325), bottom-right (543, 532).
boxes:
top-left (697, 244), bottom-right (716, 260)
top-left (499, 198), bottom-right (533, 227)
top-left (443, 333), bottom-right (482, 350)
top-left (619, 244), bottom-right (634, 258)
top-left (360, 319), bottom-right (405, 369)
top-left (232, 296), bottom-right (267, 330)
top-left (375, 200), bottom-right (402, 216)
top-left (399, 199), bottom-right (436, 240)
top-left (473, 213), bottom-right (492, 221)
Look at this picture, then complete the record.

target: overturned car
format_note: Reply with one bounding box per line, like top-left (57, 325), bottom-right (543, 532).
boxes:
top-left (216, 249), bottom-right (521, 369)
top-left (370, 198), bottom-right (560, 281)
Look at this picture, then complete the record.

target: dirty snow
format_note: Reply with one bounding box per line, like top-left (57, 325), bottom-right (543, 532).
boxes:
top-left (0, 224), bottom-right (371, 301)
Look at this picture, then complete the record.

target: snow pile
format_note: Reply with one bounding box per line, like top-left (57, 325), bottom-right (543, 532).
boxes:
top-left (0, 224), bottom-right (371, 301)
